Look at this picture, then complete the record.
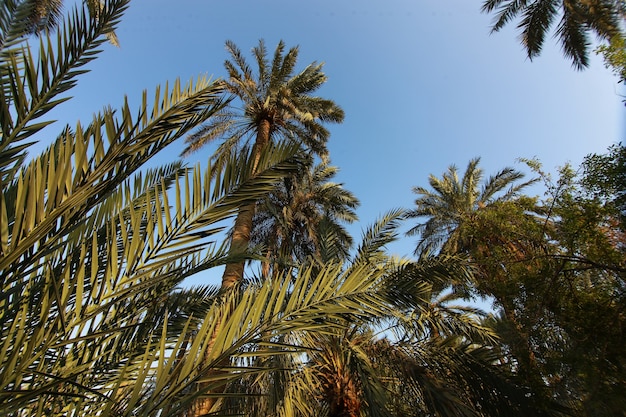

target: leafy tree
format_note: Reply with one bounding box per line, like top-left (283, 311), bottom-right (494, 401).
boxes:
top-left (481, 0), bottom-right (625, 69)
top-left (581, 142), bottom-right (626, 218)
top-left (434, 155), bottom-right (626, 416)
top-left (536, 157), bottom-right (626, 416)
top-left (596, 35), bottom-right (626, 80)
top-left (182, 39), bottom-right (345, 289)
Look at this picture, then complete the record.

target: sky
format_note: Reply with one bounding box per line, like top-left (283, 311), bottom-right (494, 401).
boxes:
top-left (40, 0), bottom-right (624, 287)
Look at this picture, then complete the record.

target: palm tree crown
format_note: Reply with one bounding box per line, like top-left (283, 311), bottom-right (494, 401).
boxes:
top-left (251, 158), bottom-right (359, 277)
top-left (407, 157), bottom-right (537, 256)
top-left (481, 0), bottom-right (625, 69)
top-left (7, 0), bottom-right (119, 44)
top-left (183, 39), bottom-right (344, 161)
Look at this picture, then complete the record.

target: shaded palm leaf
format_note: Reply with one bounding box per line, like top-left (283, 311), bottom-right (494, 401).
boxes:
top-left (481, 0), bottom-right (624, 68)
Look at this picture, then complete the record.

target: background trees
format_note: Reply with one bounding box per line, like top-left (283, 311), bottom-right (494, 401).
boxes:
top-left (408, 153), bottom-right (626, 416)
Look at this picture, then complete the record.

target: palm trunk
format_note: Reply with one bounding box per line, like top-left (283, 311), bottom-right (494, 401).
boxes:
top-left (326, 373), bottom-right (362, 417)
top-left (193, 119), bottom-right (272, 416)
top-left (221, 202), bottom-right (256, 288)
top-left (221, 118), bottom-right (271, 288)
top-left (261, 246), bottom-right (273, 280)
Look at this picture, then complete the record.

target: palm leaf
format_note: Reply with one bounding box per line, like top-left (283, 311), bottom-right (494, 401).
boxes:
top-left (0, 0), bottom-right (130, 183)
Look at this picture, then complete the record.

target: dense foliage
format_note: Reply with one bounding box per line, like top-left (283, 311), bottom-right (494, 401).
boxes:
top-left (408, 156), bottom-right (626, 416)
top-left (1, 1), bottom-right (624, 417)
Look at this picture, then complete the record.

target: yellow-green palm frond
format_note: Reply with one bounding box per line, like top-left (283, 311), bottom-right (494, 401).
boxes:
top-left (0, 0), bottom-right (130, 183)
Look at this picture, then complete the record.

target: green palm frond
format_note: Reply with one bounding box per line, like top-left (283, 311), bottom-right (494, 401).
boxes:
top-left (269, 41), bottom-right (297, 92)
top-left (352, 208), bottom-right (405, 265)
top-left (0, 139), bottom-right (306, 415)
top-left (520, 0), bottom-right (560, 60)
top-left (0, 0), bottom-right (130, 183)
top-left (556, 4), bottom-right (590, 68)
top-left (481, 167), bottom-right (527, 201)
top-left (461, 157), bottom-right (482, 206)
top-left (482, 0), bottom-right (624, 69)
top-left (1, 76), bottom-right (227, 271)
top-left (225, 39), bottom-right (254, 85)
top-left (385, 255), bottom-right (474, 312)
top-left (482, 0), bottom-right (529, 32)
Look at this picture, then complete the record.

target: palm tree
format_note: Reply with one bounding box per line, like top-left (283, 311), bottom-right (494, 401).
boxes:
top-left (481, 0), bottom-right (625, 69)
top-left (406, 157), bottom-right (538, 257)
top-left (407, 159), bottom-right (572, 410)
top-left (251, 158), bottom-right (359, 278)
top-left (182, 39), bottom-right (345, 289)
top-left (1, 0), bottom-right (118, 45)
top-left (1, 3), bottom-right (406, 416)
top-left (219, 213), bottom-right (559, 417)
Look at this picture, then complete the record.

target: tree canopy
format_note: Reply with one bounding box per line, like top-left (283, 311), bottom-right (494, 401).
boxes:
top-left (1, 1), bottom-right (624, 417)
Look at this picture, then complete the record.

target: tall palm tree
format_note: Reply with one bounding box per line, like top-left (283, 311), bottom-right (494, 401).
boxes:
top-left (182, 39), bottom-right (345, 289)
top-left (1, 3), bottom-right (405, 415)
top-left (481, 0), bottom-right (625, 69)
top-left (251, 158), bottom-right (359, 278)
top-left (183, 39), bottom-right (344, 416)
top-left (406, 157), bottom-right (538, 256)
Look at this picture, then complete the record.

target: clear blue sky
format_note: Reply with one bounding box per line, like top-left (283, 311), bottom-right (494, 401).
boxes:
top-left (42, 0), bottom-right (624, 286)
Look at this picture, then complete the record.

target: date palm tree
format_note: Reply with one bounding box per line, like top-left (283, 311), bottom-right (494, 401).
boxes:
top-left (251, 158), bottom-right (359, 278)
top-left (481, 0), bottom-right (625, 69)
top-left (182, 39), bottom-right (345, 289)
top-left (1, 2), bottom-right (403, 416)
top-left (407, 157), bottom-right (538, 257)
top-left (222, 213), bottom-right (559, 417)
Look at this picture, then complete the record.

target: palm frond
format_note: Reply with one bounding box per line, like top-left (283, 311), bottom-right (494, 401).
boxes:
top-left (0, 0), bottom-right (130, 183)
top-left (352, 208), bottom-right (405, 265)
top-left (519, 0), bottom-right (560, 60)
top-left (482, 0), bottom-right (623, 68)
top-left (1, 76), bottom-right (227, 272)
top-left (482, 0), bottom-right (530, 32)
top-left (556, 4), bottom-right (590, 69)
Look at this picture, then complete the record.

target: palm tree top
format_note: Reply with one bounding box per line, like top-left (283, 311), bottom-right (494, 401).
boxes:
top-left (182, 39), bottom-right (345, 159)
top-left (181, 39), bottom-right (345, 288)
top-left (251, 159), bottom-right (359, 274)
top-left (407, 157), bottom-right (538, 255)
